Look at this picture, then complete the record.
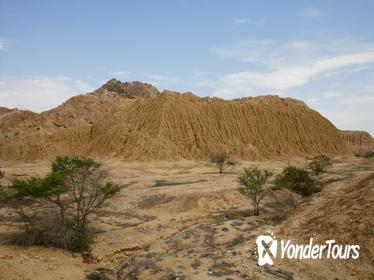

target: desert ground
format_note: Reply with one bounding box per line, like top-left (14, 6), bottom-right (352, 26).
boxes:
top-left (0, 155), bottom-right (373, 280)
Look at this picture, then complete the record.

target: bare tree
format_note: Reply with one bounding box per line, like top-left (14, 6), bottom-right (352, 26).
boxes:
top-left (209, 153), bottom-right (236, 174)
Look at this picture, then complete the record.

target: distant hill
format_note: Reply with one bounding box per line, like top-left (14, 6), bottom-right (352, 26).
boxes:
top-left (340, 130), bottom-right (374, 153)
top-left (0, 79), bottom-right (351, 161)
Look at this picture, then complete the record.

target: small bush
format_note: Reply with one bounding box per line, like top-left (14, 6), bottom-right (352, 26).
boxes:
top-left (209, 153), bottom-right (236, 174)
top-left (355, 151), bottom-right (374, 158)
top-left (308, 155), bottom-right (332, 175)
top-left (0, 169), bottom-right (4, 199)
top-left (67, 223), bottom-right (93, 251)
top-left (152, 179), bottom-right (206, 187)
top-left (238, 167), bottom-right (274, 216)
top-left (0, 169), bottom-right (4, 181)
top-left (0, 156), bottom-right (120, 251)
top-left (274, 166), bottom-right (320, 196)
top-left (363, 151), bottom-right (374, 159)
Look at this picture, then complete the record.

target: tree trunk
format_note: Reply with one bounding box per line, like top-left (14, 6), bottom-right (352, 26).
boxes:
top-left (254, 203), bottom-right (259, 216)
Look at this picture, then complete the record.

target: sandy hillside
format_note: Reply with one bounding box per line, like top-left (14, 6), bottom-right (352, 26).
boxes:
top-left (341, 130), bottom-right (374, 153)
top-left (0, 79), bottom-right (372, 279)
top-left (0, 156), bottom-right (373, 280)
top-left (0, 80), bottom-right (350, 161)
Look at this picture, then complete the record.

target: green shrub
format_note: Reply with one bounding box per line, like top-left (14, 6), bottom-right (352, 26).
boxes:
top-left (1, 156), bottom-right (120, 251)
top-left (67, 223), bottom-right (93, 251)
top-left (274, 166), bottom-right (320, 196)
top-left (238, 167), bottom-right (274, 215)
top-left (363, 151), bottom-right (374, 159)
top-left (308, 155), bottom-right (332, 175)
top-left (0, 169), bottom-right (4, 198)
top-left (0, 169), bottom-right (4, 181)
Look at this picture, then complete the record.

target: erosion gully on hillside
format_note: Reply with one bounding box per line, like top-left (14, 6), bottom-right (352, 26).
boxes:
top-left (0, 85), bottom-right (351, 161)
top-left (0, 156), bottom-right (373, 280)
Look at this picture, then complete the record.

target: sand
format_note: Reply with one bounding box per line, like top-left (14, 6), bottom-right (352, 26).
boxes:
top-left (0, 90), bottom-right (349, 161)
top-left (0, 156), bottom-right (373, 279)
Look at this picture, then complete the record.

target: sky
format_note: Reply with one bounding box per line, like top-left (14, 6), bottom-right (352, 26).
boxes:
top-left (0, 0), bottom-right (373, 134)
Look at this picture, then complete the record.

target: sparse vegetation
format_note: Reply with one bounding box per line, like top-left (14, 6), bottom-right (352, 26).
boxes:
top-left (0, 156), bottom-right (120, 251)
top-left (0, 168), bottom-right (5, 204)
top-left (152, 179), bottom-right (207, 187)
top-left (308, 155), bottom-right (332, 175)
top-left (137, 194), bottom-right (175, 209)
top-left (319, 177), bottom-right (341, 186)
top-left (274, 166), bottom-right (320, 196)
top-left (0, 168), bottom-right (4, 187)
top-left (363, 151), bottom-right (374, 159)
top-left (238, 167), bottom-right (274, 216)
top-left (355, 151), bottom-right (374, 159)
top-left (209, 153), bottom-right (236, 174)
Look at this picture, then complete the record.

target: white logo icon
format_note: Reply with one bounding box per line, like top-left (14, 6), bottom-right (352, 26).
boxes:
top-left (256, 234), bottom-right (277, 265)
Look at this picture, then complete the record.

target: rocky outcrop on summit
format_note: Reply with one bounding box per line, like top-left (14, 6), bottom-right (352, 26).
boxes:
top-left (0, 90), bottom-right (349, 161)
top-left (97, 79), bottom-right (159, 99)
top-left (0, 80), bottom-right (157, 139)
top-left (341, 130), bottom-right (374, 153)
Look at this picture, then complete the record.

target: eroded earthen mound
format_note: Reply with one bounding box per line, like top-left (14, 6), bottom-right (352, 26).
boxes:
top-left (341, 130), bottom-right (374, 153)
top-left (0, 80), bottom-right (156, 139)
top-left (0, 82), bottom-right (349, 161)
top-left (84, 92), bottom-right (348, 160)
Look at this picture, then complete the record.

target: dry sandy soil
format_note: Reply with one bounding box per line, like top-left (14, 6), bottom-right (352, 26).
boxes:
top-left (0, 156), bottom-right (373, 280)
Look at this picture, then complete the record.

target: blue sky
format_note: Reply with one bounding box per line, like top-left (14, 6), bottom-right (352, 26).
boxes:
top-left (0, 0), bottom-right (373, 134)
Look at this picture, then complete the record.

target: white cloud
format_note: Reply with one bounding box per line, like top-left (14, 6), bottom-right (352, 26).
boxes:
top-left (0, 38), bottom-right (8, 51)
top-left (234, 18), bottom-right (248, 24)
top-left (185, 71), bottom-right (215, 89)
top-left (209, 38), bottom-right (374, 134)
top-left (210, 39), bottom-right (374, 97)
top-left (109, 71), bottom-right (130, 78)
top-left (216, 51), bottom-right (374, 96)
top-left (146, 72), bottom-right (179, 87)
top-left (211, 39), bottom-right (331, 68)
top-left (192, 70), bottom-right (210, 77)
top-left (308, 88), bottom-right (374, 135)
top-left (0, 76), bottom-right (94, 112)
top-left (307, 90), bottom-right (344, 105)
top-left (211, 38), bottom-right (374, 67)
top-left (252, 20), bottom-right (265, 27)
top-left (300, 8), bottom-right (322, 18)
top-left (211, 39), bottom-right (275, 64)
top-left (233, 18), bottom-right (264, 26)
